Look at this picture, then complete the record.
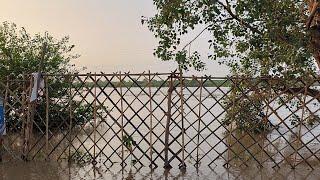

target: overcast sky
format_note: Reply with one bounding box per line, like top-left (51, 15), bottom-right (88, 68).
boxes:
top-left (0, 0), bottom-right (229, 76)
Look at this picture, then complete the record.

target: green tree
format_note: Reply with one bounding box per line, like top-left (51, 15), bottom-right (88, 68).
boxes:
top-left (0, 22), bottom-right (79, 78)
top-left (0, 22), bottom-right (91, 132)
top-left (143, 1), bottom-right (320, 132)
top-left (143, 0), bottom-right (320, 77)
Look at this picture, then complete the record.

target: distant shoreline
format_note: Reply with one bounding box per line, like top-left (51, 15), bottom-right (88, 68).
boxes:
top-left (73, 79), bottom-right (231, 88)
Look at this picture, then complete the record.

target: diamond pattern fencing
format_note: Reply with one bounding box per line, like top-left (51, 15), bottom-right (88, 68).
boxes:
top-left (36, 72), bottom-right (178, 170)
top-left (178, 75), bottom-right (320, 170)
top-left (0, 75), bottom-right (30, 162)
top-left (1, 72), bottom-right (320, 172)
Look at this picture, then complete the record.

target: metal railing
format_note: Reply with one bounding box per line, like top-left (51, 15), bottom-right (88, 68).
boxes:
top-left (1, 72), bottom-right (320, 171)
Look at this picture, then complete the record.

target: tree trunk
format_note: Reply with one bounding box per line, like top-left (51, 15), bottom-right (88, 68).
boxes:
top-left (307, 0), bottom-right (320, 69)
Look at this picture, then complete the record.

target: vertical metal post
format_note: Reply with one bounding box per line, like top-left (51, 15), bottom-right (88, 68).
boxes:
top-left (263, 86), bottom-right (270, 125)
top-left (293, 87), bottom-right (307, 168)
top-left (68, 75), bottom-right (73, 162)
top-left (226, 78), bottom-right (235, 168)
top-left (179, 70), bottom-right (186, 170)
top-left (0, 76), bottom-right (9, 162)
top-left (260, 80), bottom-right (271, 167)
top-left (45, 76), bottom-right (49, 159)
top-left (196, 78), bottom-right (203, 167)
top-left (164, 74), bottom-right (173, 169)
top-left (93, 73), bottom-right (97, 165)
top-left (23, 76), bottom-right (33, 160)
top-left (21, 75), bottom-right (27, 158)
top-left (21, 75), bottom-right (26, 135)
top-left (119, 72), bottom-right (124, 168)
top-left (148, 70), bottom-right (153, 168)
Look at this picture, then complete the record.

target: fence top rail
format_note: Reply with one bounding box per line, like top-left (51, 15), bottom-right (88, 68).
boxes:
top-left (3, 72), bottom-right (320, 81)
top-left (42, 72), bottom-right (177, 77)
top-left (180, 75), bottom-right (320, 81)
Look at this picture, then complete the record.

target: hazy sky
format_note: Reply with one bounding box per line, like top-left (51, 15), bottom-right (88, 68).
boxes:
top-left (0, 0), bottom-right (229, 76)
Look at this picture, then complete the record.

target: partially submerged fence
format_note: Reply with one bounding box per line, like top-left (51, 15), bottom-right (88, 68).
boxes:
top-left (1, 72), bottom-right (320, 171)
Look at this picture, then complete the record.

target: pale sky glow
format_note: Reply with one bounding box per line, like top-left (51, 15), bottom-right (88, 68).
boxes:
top-left (0, 0), bottom-right (229, 76)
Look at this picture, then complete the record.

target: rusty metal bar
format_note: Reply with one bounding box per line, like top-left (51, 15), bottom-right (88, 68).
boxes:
top-left (293, 86), bottom-right (308, 168)
top-left (148, 70), bottom-right (154, 168)
top-left (164, 74), bottom-right (173, 169)
top-left (0, 76), bottom-right (9, 162)
top-left (68, 75), bottom-right (73, 162)
top-left (93, 73), bottom-right (97, 164)
top-left (196, 78), bottom-right (203, 167)
top-left (2, 72), bottom-right (320, 171)
top-left (43, 72), bottom-right (174, 77)
top-left (45, 76), bottom-right (49, 159)
top-left (23, 76), bottom-right (34, 160)
top-left (119, 72), bottom-right (125, 168)
top-left (226, 78), bottom-right (236, 168)
top-left (179, 70), bottom-right (186, 170)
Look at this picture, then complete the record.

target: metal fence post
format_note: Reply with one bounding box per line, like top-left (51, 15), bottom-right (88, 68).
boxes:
top-left (293, 86), bottom-right (307, 168)
top-left (148, 70), bottom-right (154, 168)
top-left (226, 77), bottom-right (236, 168)
top-left (93, 73), bottom-right (97, 165)
top-left (22, 75), bottom-right (33, 161)
top-left (164, 74), bottom-right (173, 169)
top-left (45, 76), bottom-right (49, 160)
top-left (179, 70), bottom-right (186, 170)
top-left (68, 75), bottom-right (73, 162)
top-left (119, 72), bottom-right (125, 168)
top-left (0, 77), bottom-right (9, 162)
top-left (196, 77), bottom-right (203, 167)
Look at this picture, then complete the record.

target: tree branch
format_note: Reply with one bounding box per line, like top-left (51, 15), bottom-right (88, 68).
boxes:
top-left (306, 1), bottom-right (320, 29)
top-left (182, 18), bottom-right (233, 50)
top-left (214, 0), bottom-right (262, 35)
top-left (182, 25), bottom-right (209, 50)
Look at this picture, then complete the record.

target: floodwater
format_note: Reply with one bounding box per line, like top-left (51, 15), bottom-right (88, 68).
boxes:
top-left (1, 160), bottom-right (320, 179)
top-left (1, 87), bottom-right (320, 179)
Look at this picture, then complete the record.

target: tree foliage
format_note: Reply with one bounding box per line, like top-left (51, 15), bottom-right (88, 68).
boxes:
top-left (143, 0), bottom-right (320, 78)
top-left (0, 22), bottom-right (79, 79)
top-left (0, 22), bottom-right (84, 131)
top-left (143, 1), bottom-right (320, 133)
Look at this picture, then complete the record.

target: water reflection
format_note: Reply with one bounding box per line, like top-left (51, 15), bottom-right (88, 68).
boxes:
top-left (1, 160), bottom-right (320, 180)
top-left (224, 126), bottom-right (320, 170)
top-left (2, 127), bottom-right (320, 179)
top-left (2, 86), bottom-right (320, 179)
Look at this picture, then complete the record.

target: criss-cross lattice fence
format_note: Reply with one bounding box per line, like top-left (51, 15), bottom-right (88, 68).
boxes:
top-left (1, 72), bottom-right (320, 171)
top-left (177, 75), bottom-right (320, 170)
top-left (0, 75), bottom-right (31, 161)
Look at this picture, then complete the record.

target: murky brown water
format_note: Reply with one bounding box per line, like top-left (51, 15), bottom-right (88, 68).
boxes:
top-left (1, 160), bottom-right (320, 180)
top-left (2, 87), bottom-right (320, 179)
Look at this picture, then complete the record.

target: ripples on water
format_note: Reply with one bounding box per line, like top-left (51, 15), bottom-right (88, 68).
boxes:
top-left (1, 160), bottom-right (320, 180)
top-left (2, 87), bottom-right (320, 179)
